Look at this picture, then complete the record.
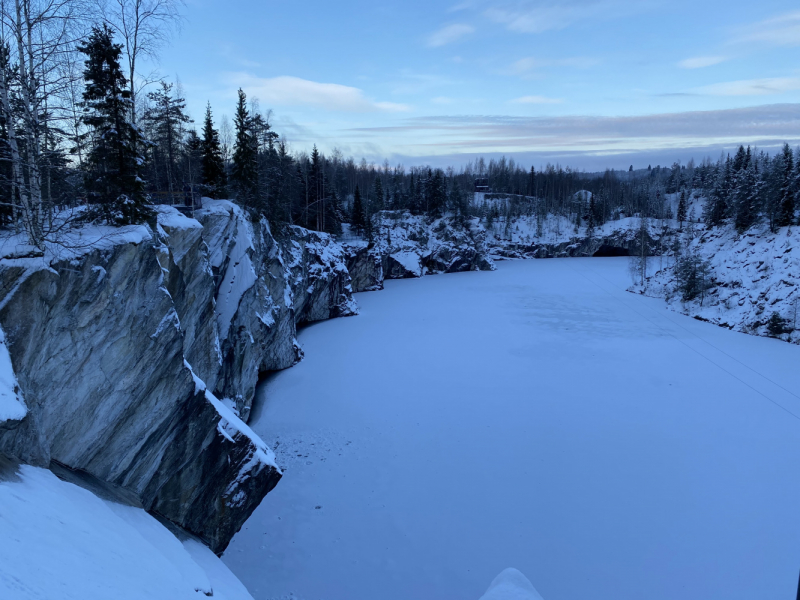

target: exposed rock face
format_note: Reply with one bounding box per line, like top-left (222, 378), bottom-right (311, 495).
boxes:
top-left (486, 216), bottom-right (662, 260)
top-left (282, 226), bottom-right (358, 325)
top-left (0, 202), bottom-right (357, 554)
top-left (342, 211), bottom-right (495, 289)
top-left (372, 211), bottom-right (495, 275)
top-left (345, 247), bottom-right (384, 293)
top-left (196, 202), bottom-right (299, 421)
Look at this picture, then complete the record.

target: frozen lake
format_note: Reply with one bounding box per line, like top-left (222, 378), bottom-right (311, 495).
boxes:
top-left (223, 258), bottom-right (800, 600)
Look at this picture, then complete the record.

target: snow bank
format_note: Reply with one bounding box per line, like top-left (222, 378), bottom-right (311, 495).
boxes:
top-left (479, 569), bottom-right (544, 600)
top-left (0, 462), bottom-right (253, 600)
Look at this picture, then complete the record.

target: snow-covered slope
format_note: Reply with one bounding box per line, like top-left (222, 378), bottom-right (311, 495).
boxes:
top-left (640, 222), bottom-right (800, 343)
top-left (0, 458), bottom-right (252, 600)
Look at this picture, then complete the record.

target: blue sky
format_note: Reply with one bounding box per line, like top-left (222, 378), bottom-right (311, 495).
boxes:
top-left (153, 0), bottom-right (800, 169)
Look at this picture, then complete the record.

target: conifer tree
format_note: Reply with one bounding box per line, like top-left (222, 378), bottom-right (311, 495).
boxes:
top-left (373, 176), bottom-right (384, 212)
top-left (677, 190), bottom-right (687, 230)
top-left (351, 184), bottom-right (365, 234)
top-left (733, 147), bottom-right (756, 232)
top-left (777, 143), bottom-right (795, 228)
top-left (144, 81), bottom-right (192, 198)
top-left (231, 88), bottom-right (257, 209)
top-left (201, 102), bottom-right (227, 198)
top-left (79, 25), bottom-right (151, 225)
top-left (586, 193), bottom-right (596, 237)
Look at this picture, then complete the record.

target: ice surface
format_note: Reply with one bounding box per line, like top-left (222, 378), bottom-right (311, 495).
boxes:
top-left (225, 258), bottom-right (800, 600)
top-left (0, 464), bottom-right (253, 600)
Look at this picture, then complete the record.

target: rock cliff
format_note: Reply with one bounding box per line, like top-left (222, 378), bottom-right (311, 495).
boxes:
top-left (0, 201), bottom-right (357, 554)
top-left (344, 210), bottom-right (496, 291)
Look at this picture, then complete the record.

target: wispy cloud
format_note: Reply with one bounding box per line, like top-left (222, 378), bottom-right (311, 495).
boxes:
top-left (735, 10), bottom-right (800, 47)
top-left (678, 56), bottom-right (727, 69)
top-left (344, 104), bottom-right (800, 156)
top-left (508, 55), bottom-right (600, 75)
top-left (511, 95), bottom-right (563, 104)
top-left (427, 23), bottom-right (475, 47)
top-left (223, 73), bottom-right (410, 113)
top-left (696, 77), bottom-right (800, 96)
top-left (483, 0), bottom-right (654, 34)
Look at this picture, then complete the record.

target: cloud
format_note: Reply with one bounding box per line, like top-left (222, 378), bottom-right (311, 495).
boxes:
top-left (678, 56), bottom-right (727, 69)
top-left (344, 104), bottom-right (800, 157)
top-left (483, 0), bottom-right (654, 34)
top-left (223, 73), bottom-right (409, 113)
top-left (427, 24), bottom-right (475, 47)
top-left (735, 10), bottom-right (800, 47)
top-left (511, 95), bottom-right (563, 104)
top-left (696, 77), bottom-right (800, 96)
top-left (508, 55), bottom-right (600, 75)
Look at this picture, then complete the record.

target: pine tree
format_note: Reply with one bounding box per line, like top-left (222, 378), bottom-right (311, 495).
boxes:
top-left (677, 190), bottom-right (687, 230)
top-left (201, 102), bottom-right (227, 198)
top-left (231, 89), bottom-right (257, 210)
top-left (777, 143), bottom-right (795, 228)
top-left (79, 25), bottom-right (151, 225)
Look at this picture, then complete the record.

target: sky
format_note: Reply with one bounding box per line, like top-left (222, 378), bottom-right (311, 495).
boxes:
top-left (152, 0), bottom-right (800, 170)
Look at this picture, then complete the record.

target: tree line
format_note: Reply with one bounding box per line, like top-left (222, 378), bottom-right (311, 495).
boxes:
top-left (1, 0), bottom-right (798, 250)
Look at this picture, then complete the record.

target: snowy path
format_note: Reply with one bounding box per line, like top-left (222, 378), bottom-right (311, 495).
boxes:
top-left (223, 258), bottom-right (800, 600)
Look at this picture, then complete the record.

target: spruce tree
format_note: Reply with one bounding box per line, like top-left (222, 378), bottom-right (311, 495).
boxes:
top-left (351, 184), bottom-right (365, 234)
top-left (79, 25), bottom-right (150, 225)
top-left (677, 190), bottom-right (687, 230)
top-left (231, 88), bottom-right (258, 210)
top-left (201, 102), bottom-right (227, 198)
top-left (777, 143), bottom-right (795, 228)
top-left (144, 81), bottom-right (192, 198)
top-left (373, 176), bottom-right (384, 212)
top-left (586, 193), bottom-right (596, 237)
top-left (734, 148), bottom-right (756, 233)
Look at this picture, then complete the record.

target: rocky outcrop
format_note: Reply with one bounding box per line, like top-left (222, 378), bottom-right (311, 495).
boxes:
top-left (342, 211), bottom-right (495, 290)
top-left (639, 222), bottom-right (800, 343)
top-left (0, 202), bottom-right (357, 554)
top-left (282, 226), bottom-right (358, 325)
top-left (345, 247), bottom-right (384, 292)
top-left (486, 216), bottom-right (663, 259)
top-left (195, 202), bottom-right (300, 421)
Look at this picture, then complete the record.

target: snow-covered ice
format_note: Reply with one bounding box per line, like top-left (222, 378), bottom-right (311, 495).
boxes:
top-left (225, 258), bottom-right (800, 600)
